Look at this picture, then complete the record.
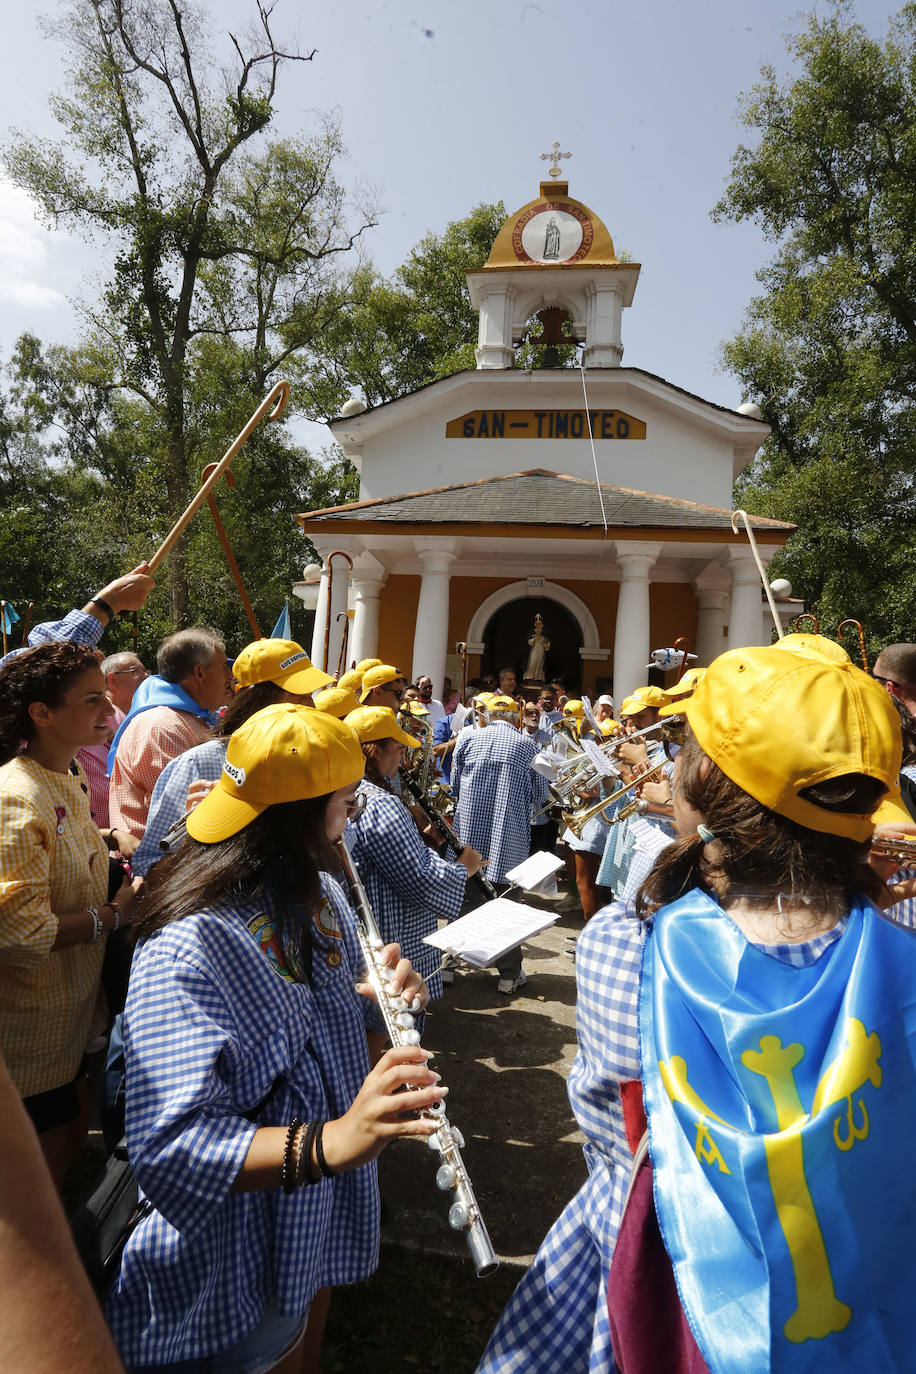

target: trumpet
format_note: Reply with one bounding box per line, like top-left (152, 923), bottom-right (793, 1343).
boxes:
top-left (561, 759), bottom-right (668, 837)
top-left (334, 836), bottom-right (498, 1277)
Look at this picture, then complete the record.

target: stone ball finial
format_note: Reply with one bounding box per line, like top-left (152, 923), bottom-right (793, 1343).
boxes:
top-left (737, 401), bottom-right (764, 421)
top-left (769, 578), bottom-right (793, 600)
top-left (340, 397), bottom-right (367, 418)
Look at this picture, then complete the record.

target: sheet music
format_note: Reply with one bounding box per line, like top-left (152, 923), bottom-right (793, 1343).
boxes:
top-left (451, 702), bottom-right (471, 735)
top-left (580, 738), bottom-right (619, 778)
top-left (423, 899), bottom-right (560, 967)
top-left (503, 849), bottom-right (565, 891)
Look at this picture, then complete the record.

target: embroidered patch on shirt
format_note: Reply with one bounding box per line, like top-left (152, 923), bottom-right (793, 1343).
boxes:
top-left (315, 896), bottom-right (343, 940)
top-left (247, 911), bottom-right (305, 984)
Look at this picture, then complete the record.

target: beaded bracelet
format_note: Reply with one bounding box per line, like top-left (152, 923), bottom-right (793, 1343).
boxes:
top-left (101, 901), bottom-right (122, 931)
top-left (315, 1121), bottom-right (335, 1179)
top-left (87, 907), bottom-right (103, 943)
top-left (281, 1117), bottom-right (304, 1194)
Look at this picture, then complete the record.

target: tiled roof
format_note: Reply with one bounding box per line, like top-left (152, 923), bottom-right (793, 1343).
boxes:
top-left (299, 469), bottom-right (794, 533)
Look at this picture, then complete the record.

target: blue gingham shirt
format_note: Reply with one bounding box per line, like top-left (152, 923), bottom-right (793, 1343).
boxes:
top-left (107, 874), bottom-right (380, 1367)
top-left (478, 896), bottom-right (849, 1374)
top-left (0, 606), bottom-right (104, 666)
top-left (346, 779), bottom-right (467, 995)
top-left (452, 722), bottom-right (536, 883)
top-left (131, 738), bottom-right (228, 876)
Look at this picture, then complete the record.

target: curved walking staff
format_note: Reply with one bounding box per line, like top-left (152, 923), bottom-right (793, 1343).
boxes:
top-left (198, 462), bottom-right (262, 641)
top-left (672, 636), bottom-right (691, 682)
top-left (731, 508), bottom-right (785, 640)
top-left (19, 602), bottom-right (34, 648)
top-left (838, 618), bottom-right (869, 672)
top-left (322, 552), bottom-right (354, 672)
top-left (145, 379), bottom-right (290, 576)
top-left (790, 612), bottom-right (820, 635)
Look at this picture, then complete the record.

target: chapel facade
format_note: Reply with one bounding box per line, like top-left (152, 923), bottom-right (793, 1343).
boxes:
top-left (295, 170), bottom-right (793, 697)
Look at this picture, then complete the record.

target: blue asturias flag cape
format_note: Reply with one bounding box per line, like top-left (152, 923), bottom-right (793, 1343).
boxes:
top-left (640, 890), bottom-right (916, 1373)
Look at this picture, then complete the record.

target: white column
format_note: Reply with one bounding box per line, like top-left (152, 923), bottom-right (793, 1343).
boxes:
top-left (693, 567), bottom-right (731, 666)
top-left (350, 576), bottom-right (385, 666)
top-left (309, 563), bottom-right (331, 669)
top-left (612, 543), bottom-right (662, 698)
top-left (727, 549), bottom-right (770, 650)
top-left (326, 559), bottom-right (351, 677)
top-left (582, 281), bottom-right (623, 367)
top-left (474, 285), bottom-right (515, 369)
top-left (411, 539), bottom-right (458, 687)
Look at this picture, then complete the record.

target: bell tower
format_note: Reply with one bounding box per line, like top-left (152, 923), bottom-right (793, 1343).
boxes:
top-left (466, 154), bottom-right (640, 370)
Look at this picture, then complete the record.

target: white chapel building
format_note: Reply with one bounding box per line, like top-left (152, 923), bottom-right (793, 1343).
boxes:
top-left (296, 171), bottom-right (792, 696)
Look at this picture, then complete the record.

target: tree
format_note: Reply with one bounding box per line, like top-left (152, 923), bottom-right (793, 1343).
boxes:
top-left (5, 0), bottom-right (373, 624)
top-left (714, 2), bottom-right (916, 650)
top-left (328, 202), bottom-right (508, 407)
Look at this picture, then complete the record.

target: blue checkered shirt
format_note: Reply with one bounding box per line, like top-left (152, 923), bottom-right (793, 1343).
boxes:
top-left (0, 607), bottom-right (105, 666)
top-left (452, 722), bottom-right (536, 883)
top-left (346, 780), bottom-right (467, 995)
top-left (107, 874), bottom-right (380, 1367)
top-left (131, 738), bottom-right (228, 876)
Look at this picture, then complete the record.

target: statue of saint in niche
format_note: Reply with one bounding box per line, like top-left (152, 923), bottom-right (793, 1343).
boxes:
top-left (543, 216), bottom-right (561, 260)
top-left (523, 613), bottom-right (550, 682)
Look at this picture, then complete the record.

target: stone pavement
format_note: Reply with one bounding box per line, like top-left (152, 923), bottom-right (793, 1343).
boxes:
top-left (378, 886), bottom-right (589, 1269)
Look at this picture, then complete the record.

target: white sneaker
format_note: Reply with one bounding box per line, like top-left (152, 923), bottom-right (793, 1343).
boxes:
top-left (497, 971), bottom-right (527, 996)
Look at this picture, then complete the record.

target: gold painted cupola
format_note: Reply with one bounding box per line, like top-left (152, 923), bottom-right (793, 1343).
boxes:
top-left (467, 156), bottom-right (641, 369)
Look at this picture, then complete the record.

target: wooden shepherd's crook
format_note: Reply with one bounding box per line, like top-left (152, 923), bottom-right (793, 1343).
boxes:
top-left (147, 380), bottom-right (290, 575)
top-left (837, 618), bottom-right (869, 673)
top-left (200, 462), bottom-right (262, 640)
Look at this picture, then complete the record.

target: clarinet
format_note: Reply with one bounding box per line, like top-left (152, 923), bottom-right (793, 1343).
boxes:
top-left (334, 836), bottom-right (499, 1278)
top-left (398, 766), bottom-right (499, 904)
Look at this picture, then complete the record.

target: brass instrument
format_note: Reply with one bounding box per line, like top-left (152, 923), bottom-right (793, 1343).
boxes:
top-left (335, 836), bottom-right (498, 1277)
top-left (561, 758), bottom-right (668, 836)
top-left (397, 764), bottom-right (499, 905)
top-left (398, 707), bottom-right (436, 796)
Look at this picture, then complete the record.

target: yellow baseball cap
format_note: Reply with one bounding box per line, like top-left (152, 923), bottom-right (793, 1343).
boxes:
top-left (599, 718), bottom-right (621, 736)
top-left (563, 699), bottom-right (585, 717)
top-left (344, 706), bottom-right (419, 749)
top-left (187, 704), bottom-right (365, 843)
top-left (401, 700), bottom-right (429, 717)
top-left (355, 658), bottom-right (383, 674)
top-left (658, 669), bottom-right (707, 718)
top-left (619, 686), bottom-right (668, 717)
top-left (683, 646), bottom-right (901, 840)
top-left (488, 694), bottom-right (521, 713)
top-left (359, 664), bottom-right (407, 703)
top-left (772, 632), bottom-right (851, 665)
top-left (232, 639), bottom-right (333, 695)
top-left (313, 685), bottom-right (360, 718)
top-left (337, 669), bottom-right (364, 694)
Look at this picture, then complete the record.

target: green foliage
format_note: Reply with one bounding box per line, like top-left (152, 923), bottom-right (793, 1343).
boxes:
top-left (4, 0), bottom-right (372, 625)
top-left (330, 202), bottom-right (508, 406)
top-left (717, 2), bottom-right (916, 649)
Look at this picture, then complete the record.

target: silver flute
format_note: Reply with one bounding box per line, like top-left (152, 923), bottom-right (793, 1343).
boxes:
top-left (334, 836), bottom-right (499, 1277)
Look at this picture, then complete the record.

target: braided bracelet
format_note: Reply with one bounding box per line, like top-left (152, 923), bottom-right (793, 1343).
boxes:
top-left (315, 1121), bottom-right (335, 1179)
top-left (281, 1117), bottom-right (303, 1194)
top-left (297, 1119), bottom-right (321, 1187)
top-left (87, 907), bottom-right (103, 943)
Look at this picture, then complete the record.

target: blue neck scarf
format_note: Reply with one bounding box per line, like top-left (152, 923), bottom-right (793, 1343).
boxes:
top-left (640, 889), bottom-right (916, 1374)
top-left (106, 674), bottom-right (217, 773)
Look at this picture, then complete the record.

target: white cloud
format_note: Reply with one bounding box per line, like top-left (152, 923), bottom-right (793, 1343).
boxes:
top-left (0, 179), bottom-right (68, 310)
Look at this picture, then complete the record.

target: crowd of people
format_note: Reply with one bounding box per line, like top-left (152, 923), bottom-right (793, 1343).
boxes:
top-left (3, 573), bottom-right (916, 1372)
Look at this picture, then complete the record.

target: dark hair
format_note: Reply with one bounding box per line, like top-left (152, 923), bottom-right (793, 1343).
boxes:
top-left (636, 730), bottom-right (885, 919)
top-left (361, 740), bottom-right (395, 791)
top-left (0, 642), bottom-right (102, 763)
top-left (891, 697), bottom-right (916, 767)
top-left (133, 795), bottom-right (337, 976)
top-left (213, 681), bottom-right (287, 737)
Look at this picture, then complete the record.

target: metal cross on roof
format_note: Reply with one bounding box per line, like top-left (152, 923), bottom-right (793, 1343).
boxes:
top-left (540, 141), bottom-right (571, 179)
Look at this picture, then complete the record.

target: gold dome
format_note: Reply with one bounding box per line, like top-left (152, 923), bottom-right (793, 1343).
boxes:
top-left (483, 181), bottom-right (623, 271)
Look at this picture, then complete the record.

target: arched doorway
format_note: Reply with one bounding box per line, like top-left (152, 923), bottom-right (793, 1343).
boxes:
top-left (481, 597), bottom-right (583, 692)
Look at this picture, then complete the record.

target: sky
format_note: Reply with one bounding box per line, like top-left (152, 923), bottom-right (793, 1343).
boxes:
top-left (0, 0), bottom-right (902, 453)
